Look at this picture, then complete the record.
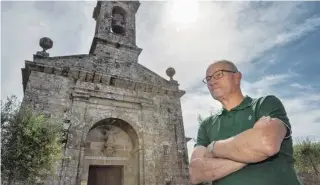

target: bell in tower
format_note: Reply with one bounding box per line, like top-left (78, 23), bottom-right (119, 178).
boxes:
top-left (111, 6), bottom-right (126, 35)
top-left (90, 1), bottom-right (142, 63)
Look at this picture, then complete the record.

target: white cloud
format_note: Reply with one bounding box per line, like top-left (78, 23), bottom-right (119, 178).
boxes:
top-left (274, 16), bottom-right (320, 45)
top-left (248, 77), bottom-right (320, 143)
top-left (245, 74), bottom-right (290, 96)
top-left (290, 82), bottom-right (313, 90)
top-left (282, 96), bottom-right (320, 142)
top-left (1, 1), bottom-right (96, 101)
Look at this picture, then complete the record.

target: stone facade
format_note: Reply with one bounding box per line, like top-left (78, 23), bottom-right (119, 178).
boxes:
top-left (21, 1), bottom-right (191, 185)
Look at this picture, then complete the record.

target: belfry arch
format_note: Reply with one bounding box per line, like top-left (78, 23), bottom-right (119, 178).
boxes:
top-left (81, 118), bottom-right (141, 185)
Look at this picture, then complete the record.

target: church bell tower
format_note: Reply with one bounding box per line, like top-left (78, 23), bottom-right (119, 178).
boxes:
top-left (90, 1), bottom-right (142, 63)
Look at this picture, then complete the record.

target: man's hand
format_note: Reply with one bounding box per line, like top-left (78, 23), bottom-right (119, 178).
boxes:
top-left (211, 116), bottom-right (287, 163)
top-left (189, 146), bottom-right (247, 184)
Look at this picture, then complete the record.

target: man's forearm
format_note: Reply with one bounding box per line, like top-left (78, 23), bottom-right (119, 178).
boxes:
top-left (211, 117), bottom-right (287, 163)
top-left (189, 156), bottom-right (246, 184)
top-left (189, 146), bottom-right (247, 184)
top-left (211, 128), bottom-right (271, 163)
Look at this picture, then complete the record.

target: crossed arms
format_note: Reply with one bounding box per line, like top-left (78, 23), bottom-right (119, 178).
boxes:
top-left (189, 146), bottom-right (246, 184)
top-left (188, 116), bottom-right (289, 184)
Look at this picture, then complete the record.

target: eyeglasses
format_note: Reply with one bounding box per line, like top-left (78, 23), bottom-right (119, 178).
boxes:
top-left (202, 70), bottom-right (237, 84)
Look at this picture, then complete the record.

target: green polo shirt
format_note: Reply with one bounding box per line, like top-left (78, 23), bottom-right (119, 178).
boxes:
top-left (195, 95), bottom-right (302, 185)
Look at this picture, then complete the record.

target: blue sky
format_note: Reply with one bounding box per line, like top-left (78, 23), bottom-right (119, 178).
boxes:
top-left (1, 1), bottom-right (320, 158)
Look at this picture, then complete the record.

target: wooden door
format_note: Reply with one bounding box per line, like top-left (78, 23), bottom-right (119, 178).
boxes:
top-left (88, 165), bottom-right (122, 185)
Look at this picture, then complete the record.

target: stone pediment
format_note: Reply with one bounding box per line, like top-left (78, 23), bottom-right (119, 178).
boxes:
top-left (22, 54), bottom-right (185, 98)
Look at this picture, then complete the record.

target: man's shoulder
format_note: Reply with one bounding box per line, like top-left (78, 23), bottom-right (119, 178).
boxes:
top-left (251, 95), bottom-right (283, 107)
top-left (251, 95), bottom-right (287, 119)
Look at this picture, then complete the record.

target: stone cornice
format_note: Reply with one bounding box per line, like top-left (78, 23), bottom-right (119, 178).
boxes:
top-left (31, 54), bottom-right (178, 90)
top-left (71, 83), bottom-right (155, 109)
top-left (96, 37), bottom-right (142, 53)
top-left (22, 61), bottom-right (185, 98)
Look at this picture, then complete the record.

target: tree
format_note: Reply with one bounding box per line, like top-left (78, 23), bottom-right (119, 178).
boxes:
top-left (1, 95), bottom-right (63, 185)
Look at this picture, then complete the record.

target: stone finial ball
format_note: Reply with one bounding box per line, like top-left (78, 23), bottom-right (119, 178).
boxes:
top-left (39, 37), bottom-right (53, 51)
top-left (166, 67), bottom-right (176, 78)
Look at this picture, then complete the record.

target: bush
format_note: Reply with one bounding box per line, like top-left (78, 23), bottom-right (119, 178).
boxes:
top-left (1, 95), bottom-right (63, 185)
top-left (293, 138), bottom-right (320, 185)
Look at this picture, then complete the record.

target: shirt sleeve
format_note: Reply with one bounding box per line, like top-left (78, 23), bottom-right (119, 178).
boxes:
top-left (194, 120), bottom-right (210, 147)
top-left (256, 95), bottom-right (292, 139)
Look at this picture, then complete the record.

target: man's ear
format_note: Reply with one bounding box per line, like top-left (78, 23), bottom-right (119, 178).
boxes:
top-left (235, 72), bottom-right (242, 85)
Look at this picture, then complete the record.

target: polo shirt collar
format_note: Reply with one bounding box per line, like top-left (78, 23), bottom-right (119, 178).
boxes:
top-left (216, 95), bottom-right (253, 115)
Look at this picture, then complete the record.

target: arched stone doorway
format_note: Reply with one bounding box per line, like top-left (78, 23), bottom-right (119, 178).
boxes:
top-left (81, 118), bottom-right (140, 185)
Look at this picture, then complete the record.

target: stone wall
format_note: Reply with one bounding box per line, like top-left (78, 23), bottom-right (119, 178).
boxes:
top-left (21, 59), bottom-right (190, 185)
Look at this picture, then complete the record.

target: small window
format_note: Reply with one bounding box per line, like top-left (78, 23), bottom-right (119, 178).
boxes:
top-left (109, 77), bottom-right (116, 86)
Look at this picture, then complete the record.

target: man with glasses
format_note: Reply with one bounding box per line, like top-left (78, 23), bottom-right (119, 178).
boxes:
top-left (188, 60), bottom-right (302, 185)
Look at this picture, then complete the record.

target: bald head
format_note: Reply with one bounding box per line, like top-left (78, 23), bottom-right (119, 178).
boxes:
top-left (205, 59), bottom-right (242, 100)
top-left (207, 60), bottom-right (239, 73)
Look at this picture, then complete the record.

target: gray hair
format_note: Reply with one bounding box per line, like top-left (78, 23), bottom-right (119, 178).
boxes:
top-left (209, 60), bottom-right (239, 72)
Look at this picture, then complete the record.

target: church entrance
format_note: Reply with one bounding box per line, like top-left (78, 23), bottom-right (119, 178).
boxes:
top-left (87, 165), bottom-right (123, 185)
top-left (81, 118), bottom-right (140, 185)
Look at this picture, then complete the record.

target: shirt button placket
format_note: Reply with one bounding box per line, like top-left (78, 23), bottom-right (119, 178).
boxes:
top-left (226, 113), bottom-right (232, 126)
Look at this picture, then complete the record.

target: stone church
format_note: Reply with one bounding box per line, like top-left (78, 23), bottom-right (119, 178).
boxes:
top-left (21, 1), bottom-right (191, 185)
